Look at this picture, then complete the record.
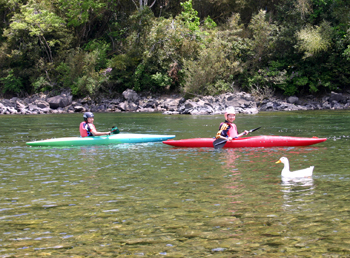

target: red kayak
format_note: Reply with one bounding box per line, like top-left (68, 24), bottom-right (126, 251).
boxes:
top-left (163, 136), bottom-right (327, 148)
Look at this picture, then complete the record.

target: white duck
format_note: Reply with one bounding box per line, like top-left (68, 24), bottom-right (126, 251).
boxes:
top-left (276, 157), bottom-right (314, 178)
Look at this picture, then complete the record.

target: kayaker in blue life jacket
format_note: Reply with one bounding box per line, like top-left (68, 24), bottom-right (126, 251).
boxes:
top-left (216, 107), bottom-right (249, 141)
top-left (79, 112), bottom-right (111, 137)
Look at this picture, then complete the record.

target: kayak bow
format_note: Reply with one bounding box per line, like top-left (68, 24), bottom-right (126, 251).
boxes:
top-left (163, 135), bottom-right (327, 148)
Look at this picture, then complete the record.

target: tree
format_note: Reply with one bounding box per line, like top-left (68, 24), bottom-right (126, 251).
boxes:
top-left (131, 0), bottom-right (157, 11)
top-left (4, 0), bottom-right (68, 64)
top-left (295, 22), bottom-right (332, 59)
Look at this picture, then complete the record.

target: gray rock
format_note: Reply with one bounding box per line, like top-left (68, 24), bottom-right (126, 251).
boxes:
top-left (122, 89), bottom-right (139, 102)
top-left (117, 101), bottom-right (138, 111)
top-left (330, 92), bottom-right (347, 104)
top-left (322, 102), bottom-right (331, 109)
top-left (81, 96), bottom-right (92, 105)
top-left (332, 102), bottom-right (343, 109)
top-left (160, 97), bottom-right (184, 111)
top-left (73, 106), bottom-right (85, 112)
top-left (16, 100), bottom-right (27, 110)
top-left (7, 107), bottom-right (18, 114)
top-left (242, 107), bottom-right (259, 114)
top-left (163, 111), bottom-right (180, 115)
top-left (287, 96), bottom-right (299, 104)
top-left (33, 99), bottom-right (50, 109)
top-left (47, 94), bottom-right (72, 109)
top-left (138, 107), bottom-right (155, 112)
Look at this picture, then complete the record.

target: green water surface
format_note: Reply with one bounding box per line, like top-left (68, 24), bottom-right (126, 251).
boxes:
top-left (0, 111), bottom-right (350, 257)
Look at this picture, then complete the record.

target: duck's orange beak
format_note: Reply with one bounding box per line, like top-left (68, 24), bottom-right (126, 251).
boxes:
top-left (275, 160), bottom-right (281, 164)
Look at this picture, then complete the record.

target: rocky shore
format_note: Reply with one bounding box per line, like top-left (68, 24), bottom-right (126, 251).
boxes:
top-left (1, 89), bottom-right (350, 116)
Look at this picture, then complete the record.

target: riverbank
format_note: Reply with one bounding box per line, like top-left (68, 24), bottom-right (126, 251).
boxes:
top-left (1, 89), bottom-right (350, 116)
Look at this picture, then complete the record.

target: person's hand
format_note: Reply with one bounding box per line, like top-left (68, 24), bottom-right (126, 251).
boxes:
top-left (244, 130), bottom-right (249, 135)
top-left (227, 137), bottom-right (233, 141)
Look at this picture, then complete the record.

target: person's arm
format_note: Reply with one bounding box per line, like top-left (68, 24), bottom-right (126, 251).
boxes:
top-left (236, 130), bottom-right (249, 138)
top-left (90, 125), bottom-right (111, 136)
top-left (216, 123), bottom-right (230, 140)
top-left (91, 130), bottom-right (111, 136)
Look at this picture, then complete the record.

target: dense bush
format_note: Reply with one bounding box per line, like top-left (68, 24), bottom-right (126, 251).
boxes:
top-left (0, 0), bottom-right (350, 97)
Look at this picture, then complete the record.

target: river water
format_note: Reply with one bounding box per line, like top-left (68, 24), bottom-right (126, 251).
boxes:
top-left (0, 111), bottom-right (350, 257)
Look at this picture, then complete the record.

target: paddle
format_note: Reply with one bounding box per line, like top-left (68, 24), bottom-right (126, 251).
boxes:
top-left (213, 127), bottom-right (261, 149)
top-left (111, 126), bottom-right (120, 134)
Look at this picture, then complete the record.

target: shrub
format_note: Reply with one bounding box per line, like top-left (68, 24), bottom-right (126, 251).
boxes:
top-left (0, 69), bottom-right (24, 96)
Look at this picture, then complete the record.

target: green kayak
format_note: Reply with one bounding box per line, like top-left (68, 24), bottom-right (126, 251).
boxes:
top-left (26, 133), bottom-right (176, 147)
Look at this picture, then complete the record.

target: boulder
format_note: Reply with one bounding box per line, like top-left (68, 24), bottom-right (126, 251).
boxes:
top-left (117, 101), bottom-right (138, 111)
top-left (7, 107), bottom-right (18, 114)
top-left (223, 93), bottom-right (256, 111)
top-left (81, 96), bottom-right (92, 105)
top-left (28, 104), bottom-right (39, 111)
top-left (287, 96), bottom-right (299, 104)
top-left (329, 92), bottom-right (348, 104)
top-left (122, 89), bottom-right (140, 102)
top-left (322, 102), bottom-right (331, 109)
top-left (33, 99), bottom-right (50, 109)
top-left (1, 99), bottom-right (15, 108)
top-left (140, 99), bottom-right (158, 109)
top-left (138, 107), bottom-right (155, 112)
top-left (241, 107), bottom-right (259, 115)
top-left (188, 105), bottom-right (214, 115)
top-left (47, 94), bottom-right (72, 109)
top-left (73, 105), bottom-right (85, 112)
top-left (260, 101), bottom-right (275, 111)
top-left (160, 97), bottom-right (184, 111)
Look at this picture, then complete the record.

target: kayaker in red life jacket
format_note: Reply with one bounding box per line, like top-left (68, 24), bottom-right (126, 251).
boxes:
top-left (79, 112), bottom-right (111, 137)
top-left (215, 107), bottom-right (249, 141)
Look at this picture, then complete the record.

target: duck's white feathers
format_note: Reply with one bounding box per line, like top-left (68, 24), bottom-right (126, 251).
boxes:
top-left (276, 157), bottom-right (314, 178)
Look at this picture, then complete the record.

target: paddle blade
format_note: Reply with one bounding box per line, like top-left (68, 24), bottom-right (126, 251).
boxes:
top-left (249, 126), bottom-right (261, 133)
top-left (213, 138), bottom-right (227, 149)
top-left (111, 126), bottom-right (120, 134)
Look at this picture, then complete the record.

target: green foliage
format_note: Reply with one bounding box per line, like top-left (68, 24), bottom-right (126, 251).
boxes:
top-left (0, 69), bottom-right (24, 95)
top-left (204, 16), bottom-right (217, 29)
top-left (83, 39), bottom-right (110, 71)
top-left (4, 0), bottom-right (68, 63)
top-left (151, 72), bottom-right (172, 88)
top-left (182, 14), bottom-right (246, 95)
top-left (55, 48), bottom-right (110, 96)
top-left (343, 45), bottom-right (350, 60)
top-left (179, 0), bottom-right (200, 32)
top-left (133, 63), bottom-right (148, 92)
top-left (296, 22), bottom-right (333, 58)
top-left (57, 0), bottom-right (106, 27)
top-left (0, 0), bottom-right (350, 98)
top-left (245, 61), bottom-right (288, 93)
top-left (308, 0), bottom-right (333, 23)
top-left (107, 53), bottom-right (140, 92)
top-left (32, 76), bottom-right (52, 92)
top-left (130, 64), bottom-right (172, 92)
top-left (342, 28), bottom-right (350, 61)
top-left (247, 10), bottom-right (278, 64)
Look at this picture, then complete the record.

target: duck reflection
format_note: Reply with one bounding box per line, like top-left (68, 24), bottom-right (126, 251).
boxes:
top-left (280, 177), bottom-right (315, 211)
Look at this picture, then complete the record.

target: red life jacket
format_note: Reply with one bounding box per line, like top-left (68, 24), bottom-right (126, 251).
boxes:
top-left (217, 122), bottom-right (238, 138)
top-left (80, 122), bottom-right (95, 137)
top-left (227, 122), bottom-right (238, 138)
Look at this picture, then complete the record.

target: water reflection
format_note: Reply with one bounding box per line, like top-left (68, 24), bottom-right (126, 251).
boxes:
top-left (280, 177), bottom-right (315, 211)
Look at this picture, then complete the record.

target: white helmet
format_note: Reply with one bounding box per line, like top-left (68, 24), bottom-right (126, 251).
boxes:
top-left (225, 107), bottom-right (235, 120)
